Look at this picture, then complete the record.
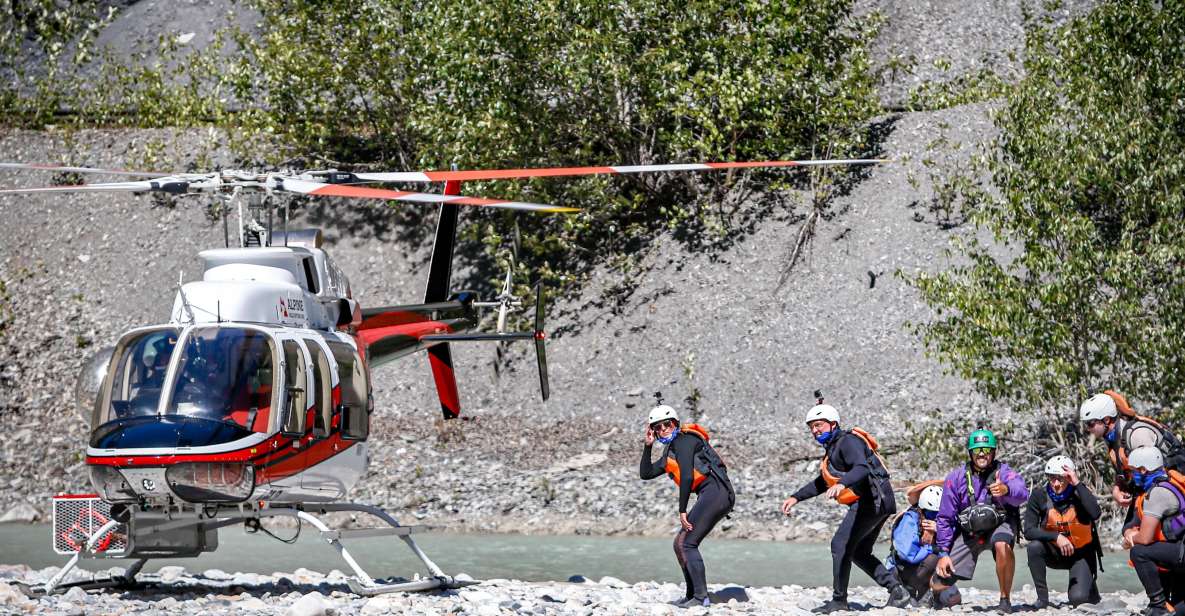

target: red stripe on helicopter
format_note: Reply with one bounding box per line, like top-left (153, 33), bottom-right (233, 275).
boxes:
top-left (357, 310), bottom-right (434, 330)
top-left (86, 386), bottom-right (349, 470)
top-left (356, 319), bottom-right (456, 348)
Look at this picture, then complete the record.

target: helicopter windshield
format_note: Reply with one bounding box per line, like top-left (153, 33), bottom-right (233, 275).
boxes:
top-left (164, 327), bottom-right (277, 432)
top-left (99, 327), bottom-right (180, 423)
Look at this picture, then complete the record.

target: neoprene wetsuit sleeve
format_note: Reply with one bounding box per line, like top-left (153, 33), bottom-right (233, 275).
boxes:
top-left (1078, 484), bottom-right (1103, 522)
top-left (639, 444), bottom-right (665, 480)
top-left (676, 437), bottom-right (697, 513)
top-left (1023, 490), bottom-right (1058, 542)
top-left (835, 435), bottom-right (871, 488)
top-left (791, 474), bottom-right (826, 501)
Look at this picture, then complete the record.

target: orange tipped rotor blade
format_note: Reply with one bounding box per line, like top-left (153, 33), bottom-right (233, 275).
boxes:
top-left (353, 158), bottom-right (889, 183)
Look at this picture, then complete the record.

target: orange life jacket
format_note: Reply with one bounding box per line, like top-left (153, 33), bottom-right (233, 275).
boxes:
top-left (663, 424), bottom-right (713, 491)
top-left (821, 428), bottom-right (886, 506)
top-left (1044, 504), bottom-right (1093, 549)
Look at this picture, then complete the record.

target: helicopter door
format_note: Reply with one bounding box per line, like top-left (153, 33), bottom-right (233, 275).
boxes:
top-left (272, 338), bottom-right (311, 489)
top-left (301, 337), bottom-right (342, 496)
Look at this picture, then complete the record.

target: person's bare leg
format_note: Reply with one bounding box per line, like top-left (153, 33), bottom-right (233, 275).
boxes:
top-left (994, 542), bottom-right (1014, 600)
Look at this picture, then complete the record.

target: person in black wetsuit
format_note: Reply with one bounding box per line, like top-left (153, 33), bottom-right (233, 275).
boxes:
top-left (781, 399), bottom-right (909, 613)
top-left (1023, 455), bottom-right (1102, 609)
top-left (639, 404), bottom-right (735, 609)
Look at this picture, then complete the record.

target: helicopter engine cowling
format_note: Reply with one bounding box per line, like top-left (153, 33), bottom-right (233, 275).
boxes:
top-left (75, 346), bottom-right (114, 426)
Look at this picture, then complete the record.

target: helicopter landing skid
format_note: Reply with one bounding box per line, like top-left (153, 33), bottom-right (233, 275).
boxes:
top-left (281, 502), bottom-right (479, 595)
top-left (20, 518), bottom-right (149, 597)
top-left (29, 502), bottom-right (475, 597)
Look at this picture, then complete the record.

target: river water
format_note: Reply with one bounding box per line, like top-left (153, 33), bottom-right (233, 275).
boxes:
top-left (0, 524), bottom-right (1143, 592)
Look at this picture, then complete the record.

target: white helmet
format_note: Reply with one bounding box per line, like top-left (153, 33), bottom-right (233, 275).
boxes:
top-left (647, 405), bottom-right (679, 426)
top-left (805, 404), bottom-right (840, 425)
top-left (1128, 447), bottom-right (1165, 471)
top-left (1079, 393), bottom-right (1118, 422)
top-left (918, 485), bottom-right (944, 512)
top-left (1044, 455), bottom-right (1076, 476)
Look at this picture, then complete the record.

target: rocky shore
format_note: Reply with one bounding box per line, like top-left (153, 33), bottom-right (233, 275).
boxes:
top-left (0, 565), bottom-right (1151, 616)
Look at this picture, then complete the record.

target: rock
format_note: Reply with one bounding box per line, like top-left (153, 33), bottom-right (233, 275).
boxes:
top-left (157, 566), bottom-right (186, 583)
top-left (202, 568), bottom-right (234, 581)
top-left (540, 590), bottom-right (568, 603)
top-left (454, 573), bottom-right (475, 583)
top-left (0, 503), bottom-right (40, 523)
top-left (56, 600), bottom-right (85, 616)
top-left (61, 586), bottom-right (89, 602)
top-left (709, 586), bottom-right (749, 603)
top-left (241, 597), bottom-right (270, 610)
top-left (459, 589), bottom-right (496, 603)
top-left (597, 576), bottom-right (628, 589)
top-left (292, 568), bottom-right (322, 584)
top-left (1082, 597), bottom-right (1131, 613)
top-left (568, 575), bottom-right (589, 583)
top-left (548, 453), bottom-right (608, 473)
top-left (287, 591), bottom-right (328, 616)
top-left (0, 585), bottom-right (31, 606)
top-left (362, 595), bottom-right (401, 615)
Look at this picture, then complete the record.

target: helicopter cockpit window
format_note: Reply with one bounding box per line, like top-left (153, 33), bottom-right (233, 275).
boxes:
top-left (165, 327), bottom-right (276, 432)
top-left (103, 328), bottom-right (179, 422)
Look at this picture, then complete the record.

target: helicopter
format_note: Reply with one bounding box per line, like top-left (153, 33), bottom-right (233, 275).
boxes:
top-left (0, 156), bottom-right (885, 596)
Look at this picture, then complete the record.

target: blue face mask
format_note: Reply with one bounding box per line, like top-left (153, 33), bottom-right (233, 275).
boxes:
top-left (1105, 426), bottom-right (1118, 444)
top-left (657, 427), bottom-right (679, 445)
top-left (922, 509), bottom-right (939, 521)
top-left (1047, 482), bottom-right (1074, 503)
top-left (815, 430), bottom-right (834, 446)
top-left (1132, 469), bottom-right (1167, 493)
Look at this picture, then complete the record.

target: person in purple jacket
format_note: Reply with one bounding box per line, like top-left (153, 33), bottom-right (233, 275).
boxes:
top-left (932, 429), bottom-right (1029, 613)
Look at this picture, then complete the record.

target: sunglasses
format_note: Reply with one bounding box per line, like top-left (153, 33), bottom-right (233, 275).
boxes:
top-left (970, 447), bottom-right (994, 456)
top-left (1085, 419), bottom-right (1103, 429)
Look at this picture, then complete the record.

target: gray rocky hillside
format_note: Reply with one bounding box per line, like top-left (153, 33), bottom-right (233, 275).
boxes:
top-left (0, 0), bottom-right (1099, 538)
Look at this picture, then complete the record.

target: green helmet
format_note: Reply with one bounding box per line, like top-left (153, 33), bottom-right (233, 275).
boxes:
top-left (967, 429), bottom-right (998, 451)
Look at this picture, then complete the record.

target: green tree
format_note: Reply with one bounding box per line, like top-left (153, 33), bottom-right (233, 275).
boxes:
top-left (223, 0), bottom-right (882, 291)
top-left (911, 0), bottom-right (1185, 452)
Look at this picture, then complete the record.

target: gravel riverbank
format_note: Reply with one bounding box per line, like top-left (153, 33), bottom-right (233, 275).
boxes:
top-left (0, 565), bottom-right (1152, 616)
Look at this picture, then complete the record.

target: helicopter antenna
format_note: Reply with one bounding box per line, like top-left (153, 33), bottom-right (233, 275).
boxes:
top-left (177, 271), bottom-right (195, 324)
top-left (221, 195), bottom-right (230, 248)
top-left (232, 186), bottom-right (244, 248)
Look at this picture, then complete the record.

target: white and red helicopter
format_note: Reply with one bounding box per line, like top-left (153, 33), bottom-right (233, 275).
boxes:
top-left (0, 156), bottom-right (883, 596)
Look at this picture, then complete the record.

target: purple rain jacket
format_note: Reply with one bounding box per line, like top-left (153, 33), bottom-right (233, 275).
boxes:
top-left (935, 461), bottom-right (1029, 554)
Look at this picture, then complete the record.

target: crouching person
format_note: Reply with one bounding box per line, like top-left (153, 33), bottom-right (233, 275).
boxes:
top-left (1023, 455), bottom-right (1102, 608)
top-left (933, 429), bottom-right (1029, 613)
top-left (887, 483), bottom-right (957, 606)
top-left (1123, 447), bottom-right (1185, 616)
top-left (639, 405), bottom-right (735, 608)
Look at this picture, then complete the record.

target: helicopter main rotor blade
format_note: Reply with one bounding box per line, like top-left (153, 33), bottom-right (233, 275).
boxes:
top-left (277, 178), bottom-right (579, 213)
top-left (0, 177), bottom-right (195, 195)
top-left (352, 158), bottom-right (889, 183)
top-left (0, 162), bottom-right (173, 178)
